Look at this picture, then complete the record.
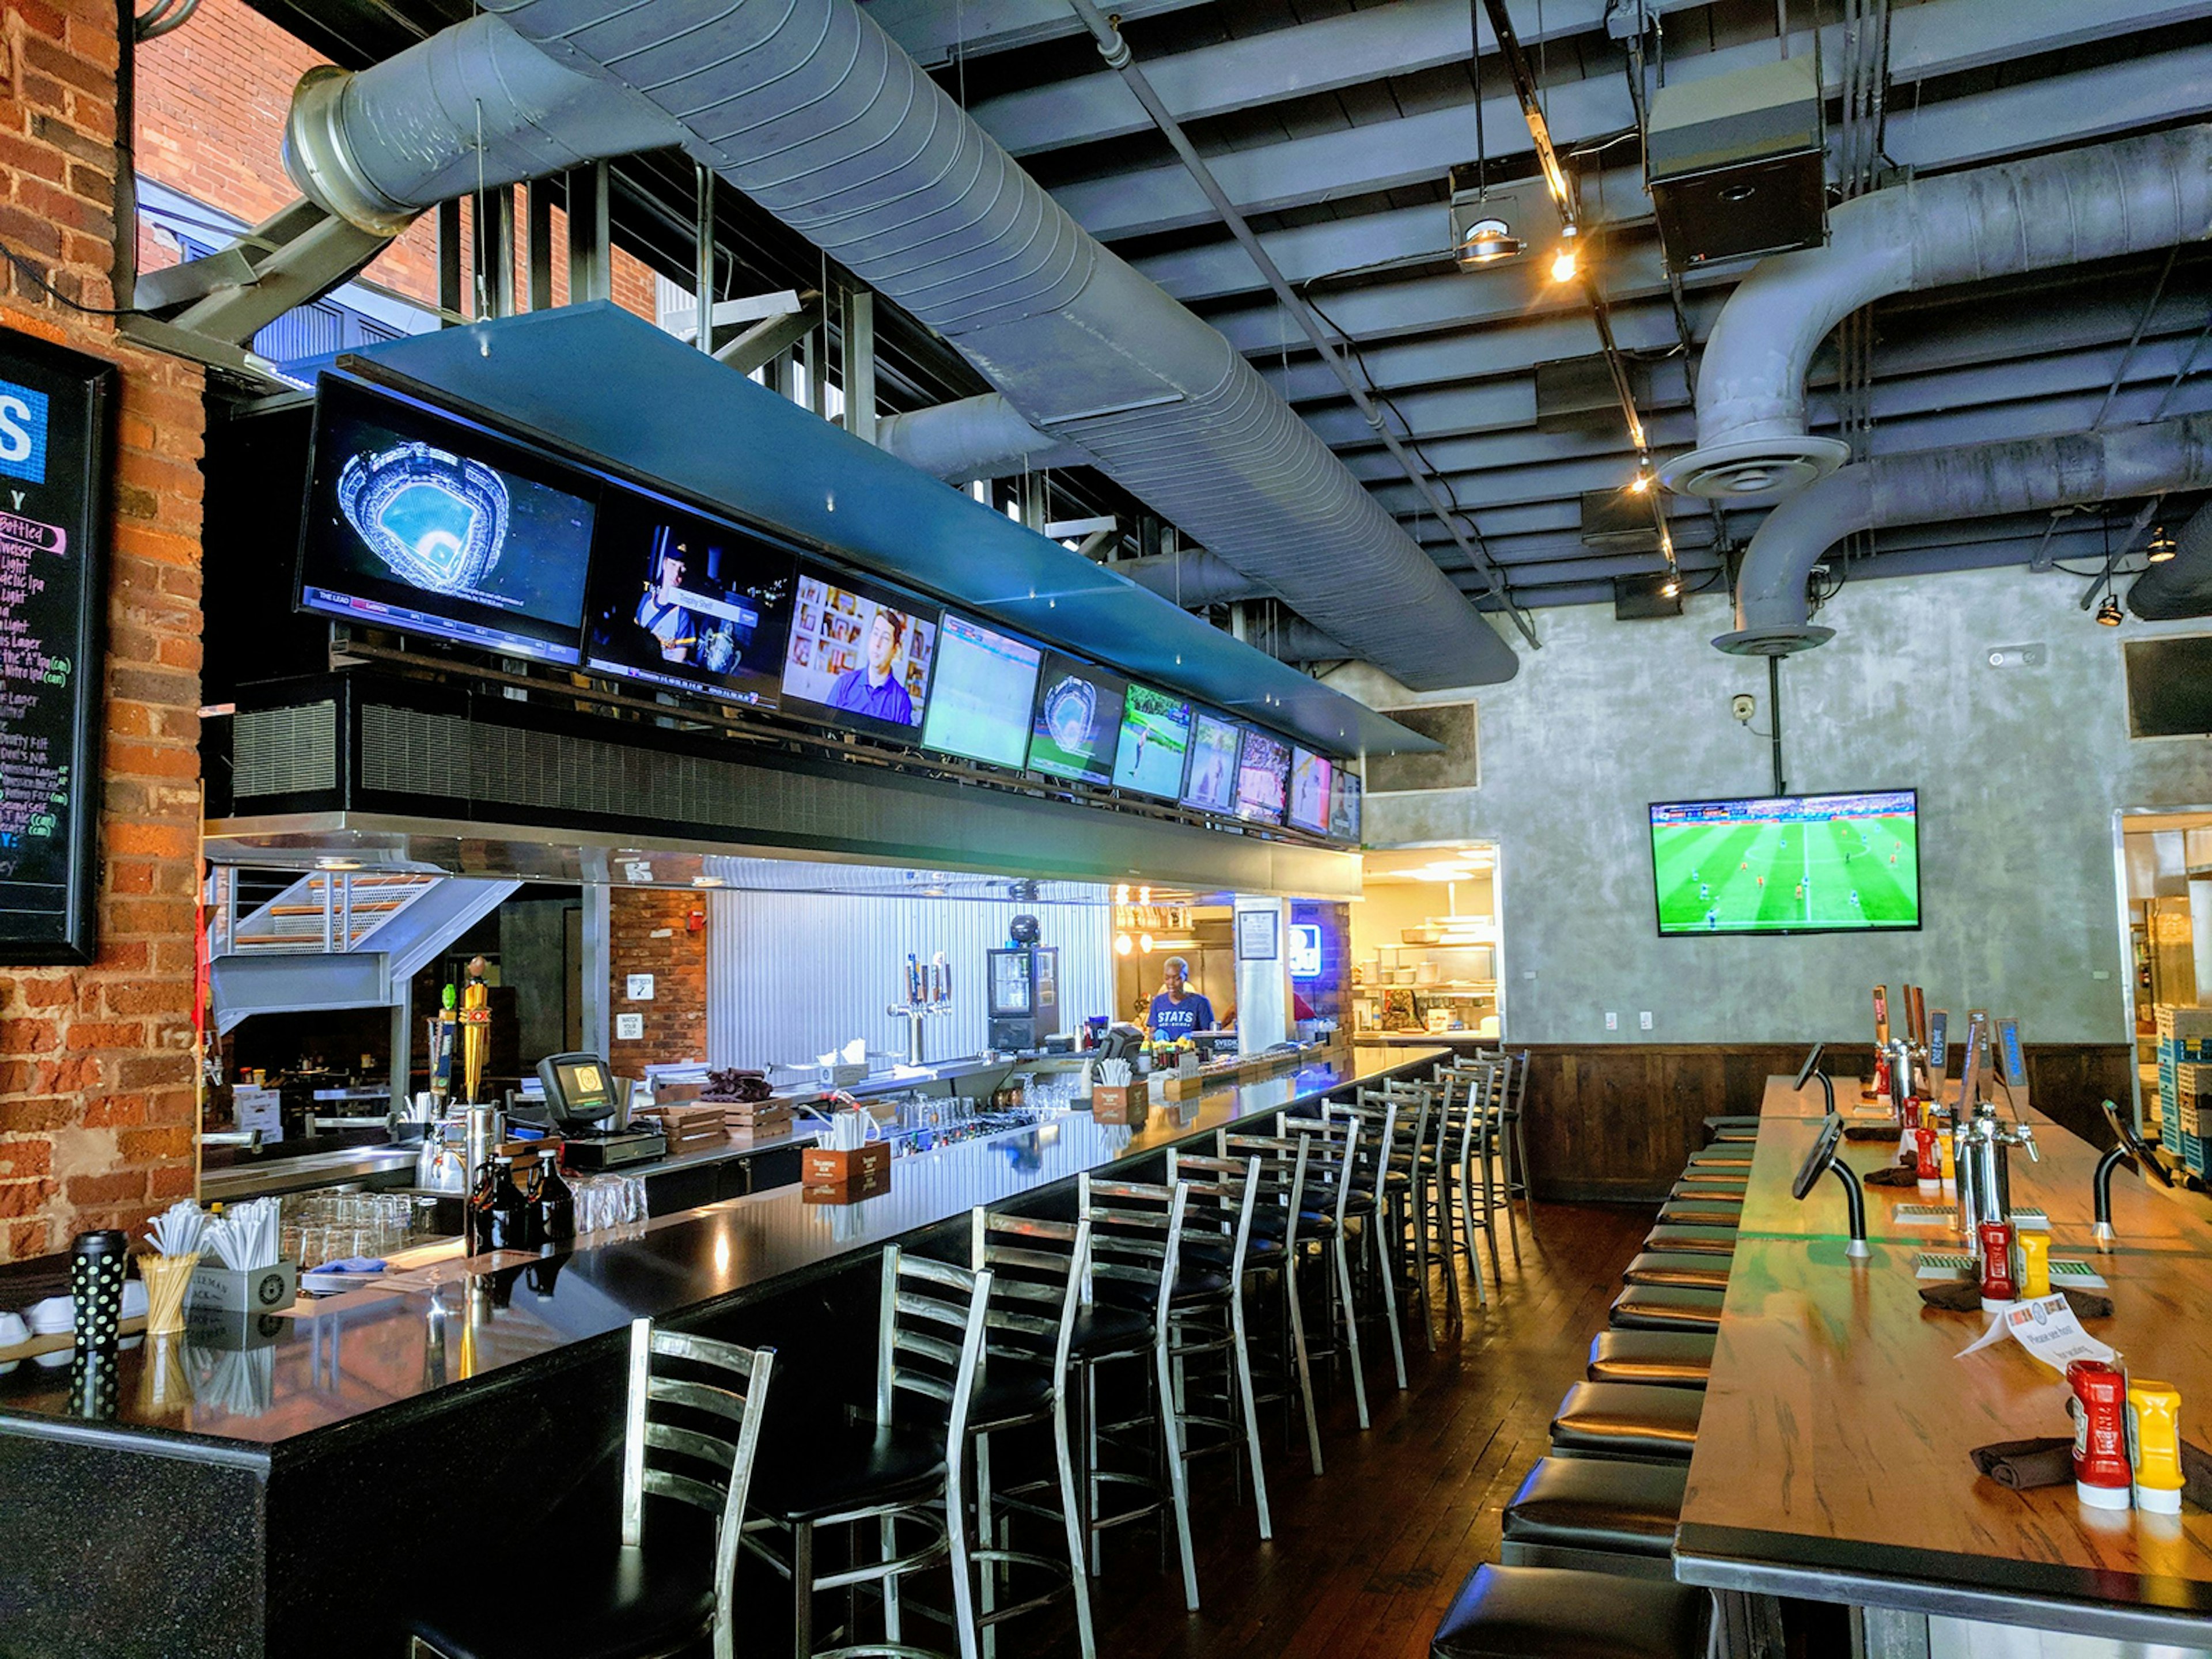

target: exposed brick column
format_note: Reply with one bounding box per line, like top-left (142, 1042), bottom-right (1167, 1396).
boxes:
top-left (607, 889), bottom-right (707, 1079)
top-left (0, 0), bottom-right (204, 1260)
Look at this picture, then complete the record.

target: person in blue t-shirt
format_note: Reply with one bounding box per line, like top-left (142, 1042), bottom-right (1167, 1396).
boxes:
top-left (1146, 957), bottom-right (1215, 1041)
top-left (830, 607), bottom-right (916, 725)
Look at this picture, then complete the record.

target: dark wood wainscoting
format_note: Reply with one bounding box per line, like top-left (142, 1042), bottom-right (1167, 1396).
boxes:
top-left (1413, 1040), bottom-right (2135, 1202)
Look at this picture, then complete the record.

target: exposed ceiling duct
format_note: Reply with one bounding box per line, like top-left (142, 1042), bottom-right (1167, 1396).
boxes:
top-left (2128, 498), bottom-right (2212, 622)
top-left (1715, 414), bottom-right (2212, 655)
top-left (873, 393), bottom-right (1088, 483)
top-left (1662, 126), bottom-right (2212, 502)
top-left (283, 3), bottom-right (1517, 690)
top-left (1116, 548), bottom-right (1272, 609)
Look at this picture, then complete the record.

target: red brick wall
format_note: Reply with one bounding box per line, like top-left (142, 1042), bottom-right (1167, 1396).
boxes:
top-left (0, 0), bottom-right (206, 1260)
top-left (608, 889), bottom-right (707, 1077)
top-left (132, 0), bottom-right (660, 320)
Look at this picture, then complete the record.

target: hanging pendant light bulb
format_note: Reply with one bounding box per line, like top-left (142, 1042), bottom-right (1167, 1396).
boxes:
top-left (2147, 527), bottom-right (2177, 563)
top-left (2096, 594), bottom-right (2124, 627)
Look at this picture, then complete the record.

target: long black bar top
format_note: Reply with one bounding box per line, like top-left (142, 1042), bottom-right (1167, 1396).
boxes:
top-left (0, 1044), bottom-right (1441, 1458)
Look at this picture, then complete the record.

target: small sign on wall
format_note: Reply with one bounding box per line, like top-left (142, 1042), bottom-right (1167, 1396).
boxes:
top-left (626, 973), bottom-right (656, 1001)
top-left (615, 1012), bottom-right (644, 1041)
top-left (1236, 908), bottom-right (1279, 961)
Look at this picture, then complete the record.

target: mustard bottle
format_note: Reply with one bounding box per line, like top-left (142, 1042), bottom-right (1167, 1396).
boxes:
top-left (2017, 1230), bottom-right (2050, 1298)
top-left (2127, 1378), bottom-right (2185, 1514)
top-left (1938, 1128), bottom-right (1957, 1195)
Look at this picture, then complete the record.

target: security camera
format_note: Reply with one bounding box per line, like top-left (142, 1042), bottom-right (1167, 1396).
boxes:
top-left (1731, 694), bottom-right (1757, 723)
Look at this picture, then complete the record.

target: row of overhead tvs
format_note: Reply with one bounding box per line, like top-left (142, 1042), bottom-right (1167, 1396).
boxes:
top-left (294, 378), bottom-right (1364, 842)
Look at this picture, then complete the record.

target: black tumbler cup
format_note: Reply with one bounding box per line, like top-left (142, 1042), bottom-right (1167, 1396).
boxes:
top-left (69, 1229), bottom-right (130, 1350)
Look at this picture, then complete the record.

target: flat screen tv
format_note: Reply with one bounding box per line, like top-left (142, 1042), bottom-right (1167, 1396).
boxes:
top-left (923, 612), bottom-right (1044, 769)
top-left (1331, 770), bottom-right (1363, 842)
top-left (778, 565), bottom-right (939, 741)
top-left (1234, 727), bottom-right (1291, 825)
top-left (1111, 683), bottom-right (1194, 799)
top-left (1287, 746), bottom-right (1334, 834)
top-left (582, 488), bottom-right (798, 706)
top-left (1028, 651), bottom-right (1126, 786)
top-left (1649, 789), bottom-right (1921, 937)
top-left (1180, 707), bottom-right (1241, 815)
top-left (297, 378), bottom-right (598, 665)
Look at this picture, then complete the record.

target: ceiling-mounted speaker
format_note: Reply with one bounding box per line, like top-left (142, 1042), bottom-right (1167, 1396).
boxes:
top-left (1614, 571), bottom-right (1685, 620)
top-left (1537, 355), bottom-right (1650, 434)
top-left (1578, 487), bottom-right (1663, 552)
top-left (1647, 55), bottom-right (1827, 270)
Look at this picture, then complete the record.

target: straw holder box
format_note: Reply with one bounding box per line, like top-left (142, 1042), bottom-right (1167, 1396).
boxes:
top-left (802, 1142), bottom-right (891, 1203)
top-left (187, 1259), bottom-right (298, 1315)
top-left (1092, 1082), bottom-right (1149, 1126)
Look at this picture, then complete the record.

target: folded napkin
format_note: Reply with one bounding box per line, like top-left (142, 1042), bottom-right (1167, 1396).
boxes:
top-left (1919, 1279), bottom-right (2113, 1320)
top-left (1843, 1123), bottom-right (1903, 1141)
top-left (1863, 1164), bottom-right (1921, 1187)
top-left (1978, 1435), bottom-right (2212, 1503)
top-left (1971, 1436), bottom-right (2073, 1489)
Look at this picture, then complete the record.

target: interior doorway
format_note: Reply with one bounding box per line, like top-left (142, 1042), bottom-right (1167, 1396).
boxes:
top-left (2113, 808), bottom-right (2212, 1133)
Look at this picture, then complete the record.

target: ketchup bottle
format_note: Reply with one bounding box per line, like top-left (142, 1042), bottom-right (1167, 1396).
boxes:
top-left (2068, 1359), bottom-right (2133, 1510)
top-left (1913, 1123), bottom-right (1941, 1192)
top-left (1977, 1220), bottom-right (2017, 1308)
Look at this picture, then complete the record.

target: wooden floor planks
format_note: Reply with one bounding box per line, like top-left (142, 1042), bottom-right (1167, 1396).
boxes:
top-left (1031, 1200), bottom-right (1652, 1659)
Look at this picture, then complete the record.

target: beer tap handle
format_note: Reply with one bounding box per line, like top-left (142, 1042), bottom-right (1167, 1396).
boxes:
top-left (2013, 1124), bottom-right (2040, 1163)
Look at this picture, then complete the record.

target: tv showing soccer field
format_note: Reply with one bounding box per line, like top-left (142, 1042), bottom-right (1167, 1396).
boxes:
top-left (1649, 790), bottom-right (1921, 937)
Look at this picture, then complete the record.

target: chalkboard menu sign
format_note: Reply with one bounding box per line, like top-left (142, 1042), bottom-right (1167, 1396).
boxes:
top-left (0, 330), bottom-right (115, 963)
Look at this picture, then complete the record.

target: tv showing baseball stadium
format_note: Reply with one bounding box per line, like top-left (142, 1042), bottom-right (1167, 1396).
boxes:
top-left (582, 488), bottom-right (798, 706)
top-left (1028, 652), bottom-right (1126, 786)
top-left (1649, 790), bottom-right (1921, 937)
top-left (298, 378), bottom-right (599, 665)
top-left (1111, 683), bottom-right (1194, 799)
top-left (778, 565), bottom-right (939, 742)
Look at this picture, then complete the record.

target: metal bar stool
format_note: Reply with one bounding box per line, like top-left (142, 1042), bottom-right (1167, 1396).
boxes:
top-left (1321, 1094), bottom-right (1411, 1392)
top-left (407, 1318), bottom-right (775, 1659)
top-left (1076, 1172), bottom-right (1200, 1610)
top-left (1277, 1109), bottom-right (1374, 1430)
top-left (1351, 1081), bottom-right (1438, 1353)
top-left (743, 1248), bottom-right (992, 1659)
top-left (964, 1209), bottom-right (1096, 1659)
top-left (1427, 1061), bottom-right (1494, 1314)
top-left (1160, 1147), bottom-right (1272, 1541)
top-left (1219, 1127), bottom-right (1327, 1474)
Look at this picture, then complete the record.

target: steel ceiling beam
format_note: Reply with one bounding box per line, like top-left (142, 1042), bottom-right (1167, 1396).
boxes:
top-left (1046, 13), bottom-right (2210, 245)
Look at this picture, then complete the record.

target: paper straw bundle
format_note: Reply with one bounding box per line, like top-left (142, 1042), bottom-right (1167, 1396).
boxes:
top-left (142, 1200), bottom-right (207, 1339)
top-left (1097, 1059), bottom-right (1133, 1088)
top-left (202, 1199), bottom-right (280, 1271)
top-left (813, 1107), bottom-right (874, 1152)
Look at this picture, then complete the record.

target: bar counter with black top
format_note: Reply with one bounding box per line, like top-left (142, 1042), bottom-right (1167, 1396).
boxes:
top-left (0, 1042), bottom-right (1442, 1659)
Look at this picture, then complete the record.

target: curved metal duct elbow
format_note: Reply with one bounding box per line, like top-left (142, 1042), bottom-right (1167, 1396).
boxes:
top-left (1252, 618), bottom-right (1355, 665)
top-left (2128, 498), bottom-right (2212, 621)
top-left (1664, 126), bottom-right (2212, 502)
top-left (290, 3), bottom-right (1512, 691)
top-left (283, 14), bottom-right (692, 235)
top-left (1116, 548), bottom-right (1273, 608)
top-left (874, 394), bottom-right (1090, 482)
top-left (1717, 415), bottom-right (2212, 655)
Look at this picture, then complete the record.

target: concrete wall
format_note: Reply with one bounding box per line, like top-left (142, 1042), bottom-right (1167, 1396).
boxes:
top-left (1332, 566), bottom-right (2212, 1046)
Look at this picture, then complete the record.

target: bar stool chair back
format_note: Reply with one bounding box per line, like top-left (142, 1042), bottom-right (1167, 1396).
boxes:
top-left (1430, 1061), bottom-right (1499, 1308)
top-left (1162, 1147), bottom-right (1271, 1540)
top-left (405, 1319), bottom-right (775, 1659)
top-left (965, 1210), bottom-right (1096, 1659)
top-left (1278, 1111), bottom-right (1372, 1430)
top-left (1076, 1174), bottom-right (1201, 1611)
top-left (1349, 1084), bottom-right (1437, 1355)
top-left (1219, 1127), bottom-right (1325, 1474)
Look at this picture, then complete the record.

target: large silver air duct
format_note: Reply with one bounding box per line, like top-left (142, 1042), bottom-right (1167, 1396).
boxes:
top-left (287, 3), bottom-right (1515, 690)
top-left (1662, 127), bottom-right (2212, 502)
top-left (1716, 415), bottom-right (2212, 654)
top-left (873, 395), bottom-right (1088, 483)
top-left (2128, 498), bottom-right (2212, 621)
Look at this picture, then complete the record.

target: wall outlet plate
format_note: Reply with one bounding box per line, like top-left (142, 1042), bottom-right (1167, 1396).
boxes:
top-left (1604, 1011), bottom-right (1619, 1031)
top-left (1639, 1011), bottom-right (1654, 1029)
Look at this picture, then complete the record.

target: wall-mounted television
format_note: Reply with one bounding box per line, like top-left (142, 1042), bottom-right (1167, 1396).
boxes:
top-left (1028, 652), bottom-right (1126, 786)
top-left (1331, 770), bottom-right (1363, 842)
top-left (778, 565), bottom-right (939, 741)
top-left (1288, 746), bottom-right (1333, 834)
top-left (297, 378), bottom-right (598, 665)
top-left (923, 612), bottom-right (1043, 769)
top-left (1649, 789), bottom-right (1921, 937)
top-left (1112, 683), bottom-right (1193, 799)
top-left (1234, 726), bottom-right (1291, 825)
top-left (583, 489), bottom-right (798, 705)
top-left (1180, 707), bottom-right (1242, 815)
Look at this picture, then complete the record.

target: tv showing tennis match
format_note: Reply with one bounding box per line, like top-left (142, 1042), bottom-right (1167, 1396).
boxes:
top-left (1649, 790), bottom-right (1921, 937)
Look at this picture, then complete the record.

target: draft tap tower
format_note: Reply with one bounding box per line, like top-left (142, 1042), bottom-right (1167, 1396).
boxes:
top-left (888, 950), bottom-right (953, 1067)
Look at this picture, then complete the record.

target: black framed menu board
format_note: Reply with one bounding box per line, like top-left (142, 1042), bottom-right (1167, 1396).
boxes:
top-left (0, 330), bottom-right (115, 963)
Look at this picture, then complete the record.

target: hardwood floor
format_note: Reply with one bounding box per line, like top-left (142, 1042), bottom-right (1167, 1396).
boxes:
top-left (1067, 1200), bottom-right (1653, 1659)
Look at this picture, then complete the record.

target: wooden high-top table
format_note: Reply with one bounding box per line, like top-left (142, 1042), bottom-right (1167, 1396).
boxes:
top-left (1675, 1078), bottom-right (2212, 1654)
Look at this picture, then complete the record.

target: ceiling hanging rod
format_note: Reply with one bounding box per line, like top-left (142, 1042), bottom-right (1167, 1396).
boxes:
top-left (1062, 0), bottom-right (1539, 649)
top-left (1477, 0), bottom-right (1677, 588)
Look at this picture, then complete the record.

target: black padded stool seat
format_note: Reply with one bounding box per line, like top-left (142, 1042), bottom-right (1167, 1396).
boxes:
top-left (1501, 1456), bottom-right (1688, 1578)
top-left (1685, 1146), bottom-right (1753, 1167)
top-left (1549, 1381), bottom-right (1704, 1462)
top-left (1621, 1251), bottom-right (1731, 1291)
top-left (1431, 1563), bottom-right (1711, 1659)
top-left (1642, 1224), bottom-right (1737, 1256)
top-left (1704, 1115), bottom-right (1760, 1133)
top-left (1587, 1330), bottom-right (1714, 1388)
top-left (1609, 1283), bottom-right (1725, 1333)
top-left (1673, 1167), bottom-right (1748, 1186)
top-left (749, 1419), bottom-right (949, 1525)
top-left (1656, 1198), bottom-right (1742, 1226)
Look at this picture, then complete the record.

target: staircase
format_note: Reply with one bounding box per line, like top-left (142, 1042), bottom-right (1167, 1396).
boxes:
top-left (206, 867), bottom-right (521, 1035)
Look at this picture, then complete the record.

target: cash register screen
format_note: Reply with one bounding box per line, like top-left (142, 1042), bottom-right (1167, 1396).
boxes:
top-left (543, 1055), bottom-right (616, 1123)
